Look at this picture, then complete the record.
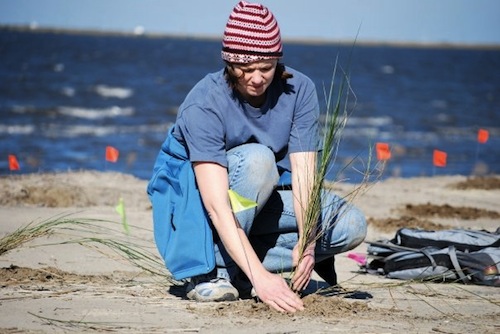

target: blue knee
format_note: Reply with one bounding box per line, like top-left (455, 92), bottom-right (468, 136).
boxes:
top-left (342, 206), bottom-right (367, 250)
top-left (228, 143), bottom-right (279, 188)
top-left (317, 203), bottom-right (367, 257)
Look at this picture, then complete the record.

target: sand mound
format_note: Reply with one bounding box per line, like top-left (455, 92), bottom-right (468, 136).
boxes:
top-left (0, 171), bottom-right (150, 209)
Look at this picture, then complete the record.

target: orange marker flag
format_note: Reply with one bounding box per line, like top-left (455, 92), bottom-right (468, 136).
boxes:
top-left (477, 129), bottom-right (489, 144)
top-left (8, 154), bottom-right (20, 171)
top-left (375, 142), bottom-right (391, 161)
top-left (105, 146), bottom-right (119, 163)
top-left (433, 149), bottom-right (447, 168)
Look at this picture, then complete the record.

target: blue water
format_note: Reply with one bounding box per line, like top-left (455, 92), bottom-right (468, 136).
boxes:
top-left (1, 29), bottom-right (499, 183)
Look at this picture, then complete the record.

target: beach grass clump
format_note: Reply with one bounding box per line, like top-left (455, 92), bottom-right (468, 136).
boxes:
top-left (0, 213), bottom-right (178, 285)
top-left (65, 236), bottom-right (172, 281)
top-left (0, 214), bottom-right (97, 256)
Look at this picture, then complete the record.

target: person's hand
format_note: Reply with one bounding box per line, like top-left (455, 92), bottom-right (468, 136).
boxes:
top-left (253, 271), bottom-right (304, 313)
top-left (291, 241), bottom-right (315, 292)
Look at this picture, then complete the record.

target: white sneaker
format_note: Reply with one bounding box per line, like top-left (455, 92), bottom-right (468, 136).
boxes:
top-left (186, 277), bottom-right (239, 302)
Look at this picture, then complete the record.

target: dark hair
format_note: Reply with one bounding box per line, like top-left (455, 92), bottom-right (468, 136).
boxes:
top-left (224, 62), bottom-right (293, 89)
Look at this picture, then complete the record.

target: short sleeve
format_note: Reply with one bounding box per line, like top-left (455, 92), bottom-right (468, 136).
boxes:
top-left (288, 76), bottom-right (320, 153)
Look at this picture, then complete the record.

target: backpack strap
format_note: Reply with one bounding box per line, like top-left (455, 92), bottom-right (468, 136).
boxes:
top-left (369, 240), bottom-right (427, 252)
top-left (448, 245), bottom-right (470, 284)
top-left (381, 245), bottom-right (439, 269)
top-left (420, 248), bottom-right (437, 268)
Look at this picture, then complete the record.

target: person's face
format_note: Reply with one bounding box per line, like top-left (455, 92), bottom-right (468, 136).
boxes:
top-left (232, 59), bottom-right (278, 103)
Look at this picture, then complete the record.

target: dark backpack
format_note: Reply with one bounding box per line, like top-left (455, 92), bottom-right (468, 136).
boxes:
top-left (366, 228), bottom-right (500, 287)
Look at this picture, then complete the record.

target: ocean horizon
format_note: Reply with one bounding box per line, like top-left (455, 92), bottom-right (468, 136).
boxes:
top-left (4, 25), bottom-right (500, 49)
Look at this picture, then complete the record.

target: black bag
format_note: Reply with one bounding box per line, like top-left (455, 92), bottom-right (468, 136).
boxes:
top-left (366, 228), bottom-right (500, 286)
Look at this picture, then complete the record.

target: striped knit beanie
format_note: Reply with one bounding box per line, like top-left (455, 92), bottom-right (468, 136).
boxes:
top-left (221, 1), bottom-right (283, 64)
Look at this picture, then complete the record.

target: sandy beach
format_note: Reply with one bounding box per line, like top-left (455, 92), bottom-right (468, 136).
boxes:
top-left (0, 171), bottom-right (499, 333)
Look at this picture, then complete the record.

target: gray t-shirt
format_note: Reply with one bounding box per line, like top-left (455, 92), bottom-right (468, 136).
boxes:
top-left (172, 66), bottom-right (320, 167)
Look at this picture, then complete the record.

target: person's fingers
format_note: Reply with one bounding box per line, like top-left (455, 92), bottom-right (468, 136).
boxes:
top-left (255, 273), bottom-right (306, 313)
top-left (266, 300), bottom-right (286, 313)
top-left (292, 271), bottom-right (305, 290)
top-left (285, 292), bottom-right (305, 311)
top-left (271, 294), bottom-right (304, 313)
top-left (294, 267), bottom-right (311, 287)
top-left (291, 257), bottom-right (315, 290)
top-left (262, 284), bottom-right (304, 313)
top-left (292, 273), bottom-right (309, 291)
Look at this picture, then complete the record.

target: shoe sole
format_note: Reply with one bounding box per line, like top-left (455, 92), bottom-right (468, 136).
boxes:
top-left (187, 292), bottom-right (238, 302)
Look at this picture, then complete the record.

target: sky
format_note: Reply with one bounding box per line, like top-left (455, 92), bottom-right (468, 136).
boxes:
top-left (1, 0), bottom-right (499, 46)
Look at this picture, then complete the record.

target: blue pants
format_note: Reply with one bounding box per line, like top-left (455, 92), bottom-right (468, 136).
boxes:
top-left (214, 144), bottom-right (367, 280)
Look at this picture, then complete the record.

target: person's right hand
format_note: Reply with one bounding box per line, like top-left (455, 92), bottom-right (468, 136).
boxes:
top-left (252, 271), bottom-right (304, 313)
top-left (291, 242), bottom-right (315, 292)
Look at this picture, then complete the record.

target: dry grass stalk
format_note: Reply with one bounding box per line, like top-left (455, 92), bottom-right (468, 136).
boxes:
top-left (66, 237), bottom-right (175, 283)
top-left (28, 311), bottom-right (133, 332)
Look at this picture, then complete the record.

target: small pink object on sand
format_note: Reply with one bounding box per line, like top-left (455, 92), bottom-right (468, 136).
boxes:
top-left (347, 252), bottom-right (367, 266)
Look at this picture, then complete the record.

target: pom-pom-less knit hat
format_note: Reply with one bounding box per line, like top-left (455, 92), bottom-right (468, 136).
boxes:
top-left (221, 1), bottom-right (283, 64)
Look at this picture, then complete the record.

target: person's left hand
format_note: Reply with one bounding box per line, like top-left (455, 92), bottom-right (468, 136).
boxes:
top-left (291, 241), bottom-right (315, 291)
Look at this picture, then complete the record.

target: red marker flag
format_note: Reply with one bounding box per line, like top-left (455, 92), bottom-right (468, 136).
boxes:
top-left (105, 146), bottom-right (119, 163)
top-left (433, 149), bottom-right (447, 168)
top-left (8, 154), bottom-right (20, 171)
top-left (375, 142), bottom-right (391, 161)
top-left (477, 129), bottom-right (489, 144)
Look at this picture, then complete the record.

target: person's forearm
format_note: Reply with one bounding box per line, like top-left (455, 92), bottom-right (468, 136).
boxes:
top-left (290, 151), bottom-right (317, 242)
top-left (209, 205), bottom-right (267, 281)
top-left (194, 162), bottom-right (267, 281)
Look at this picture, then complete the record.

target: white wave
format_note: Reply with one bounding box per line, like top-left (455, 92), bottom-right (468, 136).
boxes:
top-left (61, 87), bottom-right (75, 97)
top-left (340, 127), bottom-right (442, 143)
top-left (0, 124), bottom-right (35, 135)
top-left (403, 131), bottom-right (440, 142)
top-left (58, 106), bottom-right (134, 119)
top-left (53, 63), bottom-right (65, 72)
top-left (341, 127), bottom-right (380, 138)
top-left (347, 116), bottom-right (393, 127)
top-left (11, 105), bottom-right (35, 114)
top-left (48, 125), bottom-right (119, 137)
top-left (95, 85), bottom-right (133, 99)
top-left (431, 100), bottom-right (448, 109)
top-left (380, 65), bottom-right (395, 74)
top-left (39, 122), bottom-right (172, 138)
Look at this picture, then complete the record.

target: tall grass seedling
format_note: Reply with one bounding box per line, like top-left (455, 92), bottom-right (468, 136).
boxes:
top-left (294, 54), bottom-right (383, 279)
